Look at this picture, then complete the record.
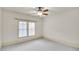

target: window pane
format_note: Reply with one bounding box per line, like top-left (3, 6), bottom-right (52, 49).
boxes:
top-left (22, 29), bottom-right (27, 36)
top-left (28, 22), bottom-right (35, 36)
top-left (19, 29), bottom-right (23, 37)
top-left (19, 21), bottom-right (27, 37)
top-left (19, 22), bottom-right (23, 29)
top-left (19, 21), bottom-right (27, 29)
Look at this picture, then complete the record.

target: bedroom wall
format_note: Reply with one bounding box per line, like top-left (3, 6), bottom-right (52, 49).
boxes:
top-left (43, 9), bottom-right (79, 48)
top-left (2, 9), bottom-right (43, 46)
top-left (0, 8), bottom-right (2, 49)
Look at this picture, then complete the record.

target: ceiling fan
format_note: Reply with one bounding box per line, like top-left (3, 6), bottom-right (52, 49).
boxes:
top-left (34, 7), bottom-right (48, 16)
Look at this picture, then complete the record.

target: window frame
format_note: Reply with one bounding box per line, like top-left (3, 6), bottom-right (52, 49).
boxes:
top-left (18, 20), bottom-right (36, 38)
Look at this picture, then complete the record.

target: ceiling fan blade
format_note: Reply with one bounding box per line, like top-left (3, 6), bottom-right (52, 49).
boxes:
top-left (42, 12), bottom-right (48, 15)
top-left (43, 9), bottom-right (48, 12)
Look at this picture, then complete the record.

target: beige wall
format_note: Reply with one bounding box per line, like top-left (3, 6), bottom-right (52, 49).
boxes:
top-left (43, 9), bottom-right (79, 48)
top-left (2, 9), bottom-right (43, 46)
top-left (0, 8), bottom-right (2, 49)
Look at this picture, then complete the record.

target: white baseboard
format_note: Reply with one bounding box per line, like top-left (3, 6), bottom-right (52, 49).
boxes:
top-left (44, 36), bottom-right (79, 48)
top-left (2, 37), bottom-right (43, 47)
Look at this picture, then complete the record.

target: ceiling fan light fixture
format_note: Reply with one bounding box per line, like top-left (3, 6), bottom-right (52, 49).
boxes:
top-left (37, 11), bottom-right (42, 16)
top-left (33, 7), bottom-right (48, 16)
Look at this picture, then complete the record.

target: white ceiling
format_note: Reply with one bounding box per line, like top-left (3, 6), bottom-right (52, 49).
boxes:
top-left (3, 7), bottom-right (79, 16)
top-left (3, 7), bottom-right (35, 15)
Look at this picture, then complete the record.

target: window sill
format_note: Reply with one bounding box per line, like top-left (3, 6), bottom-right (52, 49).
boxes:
top-left (18, 35), bottom-right (36, 39)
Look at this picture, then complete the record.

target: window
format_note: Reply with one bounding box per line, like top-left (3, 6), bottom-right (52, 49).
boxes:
top-left (28, 22), bottom-right (35, 36)
top-left (18, 21), bottom-right (35, 37)
top-left (19, 21), bottom-right (27, 37)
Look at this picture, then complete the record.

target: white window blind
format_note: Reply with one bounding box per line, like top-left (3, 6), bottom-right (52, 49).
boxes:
top-left (18, 21), bottom-right (35, 37)
top-left (19, 21), bottom-right (27, 37)
top-left (28, 22), bottom-right (35, 36)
